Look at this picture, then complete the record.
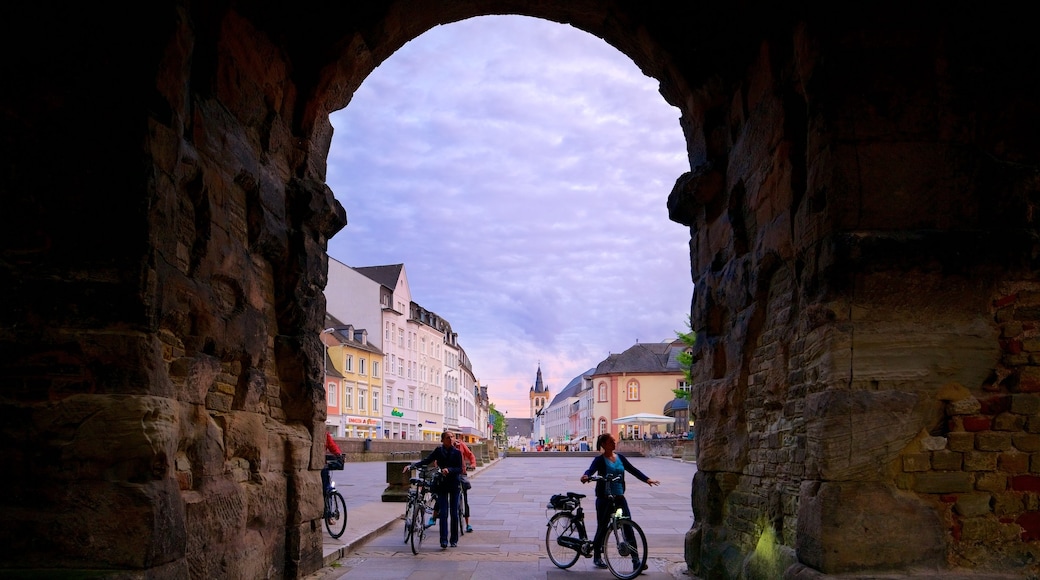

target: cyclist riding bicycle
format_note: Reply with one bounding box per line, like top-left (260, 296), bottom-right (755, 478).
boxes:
top-left (322, 431), bottom-right (343, 516)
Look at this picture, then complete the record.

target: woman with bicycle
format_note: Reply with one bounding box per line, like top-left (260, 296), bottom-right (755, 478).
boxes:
top-left (580, 433), bottom-right (659, 569)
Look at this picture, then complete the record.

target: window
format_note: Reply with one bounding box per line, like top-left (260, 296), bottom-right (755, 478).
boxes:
top-left (398, 328), bottom-right (404, 347)
top-left (344, 355), bottom-right (353, 372)
top-left (373, 390), bottom-right (379, 412)
top-left (598, 382), bottom-right (608, 402)
top-left (327, 383), bottom-right (336, 406)
top-left (373, 361), bottom-right (380, 378)
top-left (397, 390), bottom-right (404, 406)
top-left (626, 380), bottom-right (640, 401)
top-left (359, 389), bottom-right (366, 411)
top-left (385, 321), bottom-right (390, 342)
top-left (677, 380), bottom-right (690, 394)
top-left (359, 358), bottom-right (366, 376)
top-left (386, 390), bottom-right (392, 405)
top-left (345, 385), bottom-right (353, 409)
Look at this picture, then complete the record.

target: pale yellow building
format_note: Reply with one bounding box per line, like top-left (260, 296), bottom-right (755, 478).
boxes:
top-left (323, 318), bottom-right (384, 439)
top-left (589, 339), bottom-right (688, 439)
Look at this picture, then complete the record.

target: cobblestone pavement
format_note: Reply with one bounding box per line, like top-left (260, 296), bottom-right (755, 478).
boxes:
top-left (306, 455), bottom-right (696, 579)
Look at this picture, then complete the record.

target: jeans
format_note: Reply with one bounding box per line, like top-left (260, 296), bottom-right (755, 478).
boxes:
top-left (592, 495), bottom-right (632, 556)
top-left (438, 486), bottom-right (461, 545)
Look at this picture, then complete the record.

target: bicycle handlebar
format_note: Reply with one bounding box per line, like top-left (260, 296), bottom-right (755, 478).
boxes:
top-left (585, 473), bottom-right (622, 483)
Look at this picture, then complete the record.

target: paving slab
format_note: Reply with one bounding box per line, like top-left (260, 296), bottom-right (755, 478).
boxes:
top-left (307, 455), bottom-right (697, 579)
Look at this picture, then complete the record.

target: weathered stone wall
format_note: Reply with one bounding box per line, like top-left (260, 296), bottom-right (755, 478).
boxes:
top-left (2, 1), bottom-right (1039, 579)
top-left (669, 11), bottom-right (1040, 580)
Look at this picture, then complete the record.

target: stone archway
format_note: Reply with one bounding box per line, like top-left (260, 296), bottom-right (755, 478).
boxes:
top-left (2, 1), bottom-right (1039, 578)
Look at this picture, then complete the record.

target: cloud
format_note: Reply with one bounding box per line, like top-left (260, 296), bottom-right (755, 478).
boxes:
top-left (326, 15), bottom-right (692, 416)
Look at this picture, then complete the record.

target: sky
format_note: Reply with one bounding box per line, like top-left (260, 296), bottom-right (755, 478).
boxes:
top-left (325, 15), bottom-right (693, 419)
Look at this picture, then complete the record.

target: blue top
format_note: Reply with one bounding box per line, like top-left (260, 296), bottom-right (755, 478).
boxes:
top-left (582, 453), bottom-right (651, 498)
top-left (604, 456), bottom-right (625, 497)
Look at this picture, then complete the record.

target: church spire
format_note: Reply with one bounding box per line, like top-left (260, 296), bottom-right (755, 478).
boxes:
top-left (530, 364), bottom-right (549, 419)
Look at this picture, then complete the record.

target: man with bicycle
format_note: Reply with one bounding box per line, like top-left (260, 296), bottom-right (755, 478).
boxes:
top-left (402, 431), bottom-right (464, 549)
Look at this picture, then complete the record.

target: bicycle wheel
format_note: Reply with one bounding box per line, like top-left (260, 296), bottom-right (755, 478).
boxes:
top-left (403, 494), bottom-right (415, 544)
top-left (545, 512), bottom-right (581, 569)
top-left (603, 518), bottom-right (647, 580)
top-left (324, 491), bottom-right (348, 539)
top-left (410, 499), bottom-right (428, 554)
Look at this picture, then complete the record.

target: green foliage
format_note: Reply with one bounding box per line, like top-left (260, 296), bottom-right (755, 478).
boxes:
top-left (489, 404), bottom-right (506, 439)
top-left (674, 316), bottom-right (696, 400)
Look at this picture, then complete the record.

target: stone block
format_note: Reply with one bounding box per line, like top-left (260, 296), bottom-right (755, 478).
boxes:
top-left (954, 493), bottom-right (992, 517)
top-left (1012, 474), bottom-right (1040, 492)
top-left (901, 452), bottom-right (931, 472)
top-left (1018, 512), bottom-right (1040, 541)
top-left (948, 398), bottom-right (981, 415)
top-left (920, 435), bottom-right (947, 451)
top-left (797, 480), bottom-right (944, 573)
top-left (805, 390), bottom-right (921, 481)
top-left (1011, 394), bottom-right (1040, 415)
top-left (994, 412), bottom-right (1027, 432)
top-left (913, 472), bottom-right (974, 493)
top-left (963, 451), bottom-right (999, 471)
top-left (959, 516), bottom-right (1003, 542)
top-left (975, 472), bottom-right (1008, 493)
top-left (963, 415), bottom-right (993, 432)
top-left (947, 431), bottom-right (975, 452)
top-left (999, 451), bottom-right (1030, 474)
top-left (382, 461), bottom-right (412, 502)
top-left (1014, 433), bottom-right (1040, 452)
top-left (993, 492), bottom-right (1025, 517)
top-left (976, 431), bottom-right (1013, 451)
top-left (931, 450), bottom-right (963, 471)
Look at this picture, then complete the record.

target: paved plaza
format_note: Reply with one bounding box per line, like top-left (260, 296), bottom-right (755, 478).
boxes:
top-left (306, 455), bottom-right (696, 579)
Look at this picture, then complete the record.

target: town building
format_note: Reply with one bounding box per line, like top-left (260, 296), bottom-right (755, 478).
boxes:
top-left (590, 339), bottom-right (687, 439)
top-left (325, 259), bottom-right (490, 442)
top-left (321, 317), bottom-right (384, 439)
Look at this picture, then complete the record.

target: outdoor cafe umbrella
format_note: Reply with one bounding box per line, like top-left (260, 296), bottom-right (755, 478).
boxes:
top-left (611, 412), bottom-right (676, 433)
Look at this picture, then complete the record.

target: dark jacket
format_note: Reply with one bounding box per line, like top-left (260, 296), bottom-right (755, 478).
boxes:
top-left (412, 445), bottom-right (464, 491)
top-left (582, 453), bottom-right (651, 498)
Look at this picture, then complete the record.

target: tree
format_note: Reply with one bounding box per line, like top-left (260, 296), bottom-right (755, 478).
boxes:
top-left (489, 404), bottom-right (506, 442)
top-left (673, 317), bottom-right (696, 400)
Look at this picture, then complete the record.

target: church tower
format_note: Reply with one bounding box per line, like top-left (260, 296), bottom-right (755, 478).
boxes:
top-left (529, 365), bottom-right (550, 418)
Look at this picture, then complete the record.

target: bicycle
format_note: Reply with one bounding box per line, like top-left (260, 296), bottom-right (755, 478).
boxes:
top-left (403, 466), bottom-right (439, 554)
top-left (422, 473), bottom-right (466, 544)
top-left (323, 455), bottom-right (348, 539)
top-left (545, 474), bottom-right (648, 579)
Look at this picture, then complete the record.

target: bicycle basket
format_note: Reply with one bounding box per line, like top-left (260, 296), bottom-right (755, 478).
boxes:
top-left (548, 493), bottom-right (577, 511)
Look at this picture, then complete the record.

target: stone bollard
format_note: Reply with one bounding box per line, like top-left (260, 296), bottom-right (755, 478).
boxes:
top-left (472, 443), bottom-right (486, 467)
top-left (382, 461), bottom-right (412, 502)
top-left (681, 440), bottom-right (697, 463)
